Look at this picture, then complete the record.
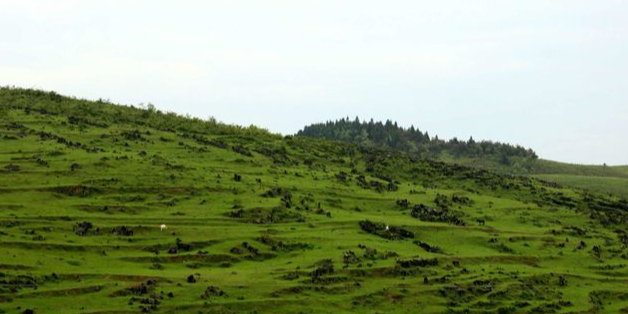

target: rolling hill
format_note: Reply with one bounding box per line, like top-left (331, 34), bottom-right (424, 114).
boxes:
top-left (1, 88), bottom-right (628, 313)
top-left (298, 119), bottom-right (628, 198)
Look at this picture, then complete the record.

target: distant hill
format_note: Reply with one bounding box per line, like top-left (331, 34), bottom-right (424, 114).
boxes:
top-left (298, 118), bottom-right (628, 198)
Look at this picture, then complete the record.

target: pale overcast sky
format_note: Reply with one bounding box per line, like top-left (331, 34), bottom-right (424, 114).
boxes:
top-left (1, 1), bottom-right (627, 165)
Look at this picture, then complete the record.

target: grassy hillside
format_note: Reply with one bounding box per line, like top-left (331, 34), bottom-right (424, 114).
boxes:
top-left (528, 160), bottom-right (628, 178)
top-left (443, 158), bottom-right (628, 198)
top-left (2, 88), bottom-right (628, 314)
top-left (445, 157), bottom-right (628, 179)
top-left (528, 161), bottom-right (628, 199)
top-left (534, 174), bottom-right (628, 199)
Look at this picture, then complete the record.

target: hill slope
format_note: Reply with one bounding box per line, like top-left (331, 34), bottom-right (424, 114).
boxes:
top-left (1, 88), bottom-right (628, 313)
top-left (298, 119), bottom-right (628, 198)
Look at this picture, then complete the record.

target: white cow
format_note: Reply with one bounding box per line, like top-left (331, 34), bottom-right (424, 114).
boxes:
top-left (160, 224), bottom-right (168, 231)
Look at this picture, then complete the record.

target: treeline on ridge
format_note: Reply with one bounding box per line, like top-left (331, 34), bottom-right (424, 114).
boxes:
top-left (297, 117), bottom-right (537, 163)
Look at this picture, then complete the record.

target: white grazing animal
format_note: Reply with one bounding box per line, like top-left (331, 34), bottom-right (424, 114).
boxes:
top-left (160, 224), bottom-right (168, 231)
top-left (385, 225), bottom-right (390, 231)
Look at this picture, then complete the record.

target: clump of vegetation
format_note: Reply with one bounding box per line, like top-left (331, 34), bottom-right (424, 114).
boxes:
top-left (396, 258), bottom-right (439, 268)
top-left (228, 207), bottom-right (305, 224)
top-left (410, 204), bottom-right (466, 226)
top-left (359, 220), bottom-right (414, 240)
top-left (256, 234), bottom-right (313, 252)
top-left (413, 240), bottom-right (443, 253)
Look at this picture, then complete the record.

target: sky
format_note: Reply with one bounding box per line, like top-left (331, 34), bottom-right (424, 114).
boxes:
top-left (1, 1), bottom-right (627, 165)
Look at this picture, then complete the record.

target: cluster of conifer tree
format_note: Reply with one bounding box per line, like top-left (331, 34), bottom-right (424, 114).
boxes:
top-left (297, 117), bottom-right (537, 163)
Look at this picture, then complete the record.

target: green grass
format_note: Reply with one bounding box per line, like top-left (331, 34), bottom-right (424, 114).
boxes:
top-left (529, 160), bottom-right (628, 178)
top-left (446, 157), bottom-right (628, 198)
top-left (534, 174), bottom-right (628, 199)
top-left (529, 161), bottom-right (628, 199)
top-left (1, 88), bottom-right (628, 314)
